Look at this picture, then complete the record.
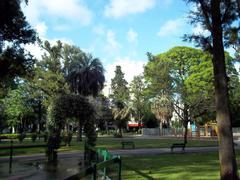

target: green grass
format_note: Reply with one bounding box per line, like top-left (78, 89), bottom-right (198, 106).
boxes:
top-left (121, 152), bottom-right (221, 179)
top-left (0, 136), bottom-right (218, 156)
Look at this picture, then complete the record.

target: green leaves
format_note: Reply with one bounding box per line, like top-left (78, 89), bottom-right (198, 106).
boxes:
top-left (110, 65), bottom-right (130, 103)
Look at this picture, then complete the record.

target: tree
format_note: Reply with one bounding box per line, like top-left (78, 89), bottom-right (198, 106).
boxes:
top-left (151, 94), bottom-right (173, 130)
top-left (88, 95), bottom-right (113, 132)
top-left (130, 75), bottom-right (146, 124)
top-left (67, 52), bottom-right (105, 97)
top-left (0, 0), bottom-right (36, 91)
top-left (184, 1), bottom-right (240, 178)
top-left (34, 40), bottom-right (70, 107)
top-left (144, 47), bottom-right (214, 143)
top-left (110, 66), bottom-right (130, 102)
top-left (65, 46), bottom-right (105, 141)
top-left (3, 84), bottom-right (35, 133)
top-left (110, 66), bottom-right (130, 136)
top-left (112, 101), bottom-right (131, 137)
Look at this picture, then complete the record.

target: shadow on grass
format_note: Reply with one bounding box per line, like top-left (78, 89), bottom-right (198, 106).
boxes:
top-left (122, 152), bottom-right (221, 180)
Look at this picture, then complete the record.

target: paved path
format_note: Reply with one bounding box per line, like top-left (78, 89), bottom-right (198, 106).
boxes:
top-left (2, 145), bottom-right (240, 163)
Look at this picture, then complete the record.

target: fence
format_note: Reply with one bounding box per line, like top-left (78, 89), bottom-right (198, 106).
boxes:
top-left (143, 127), bottom-right (240, 138)
top-left (65, 141), bottom-right (122, 180)
top-left (0, 140), bottom-right (47, 174)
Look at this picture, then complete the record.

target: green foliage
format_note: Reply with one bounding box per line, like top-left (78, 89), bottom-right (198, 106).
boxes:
top-left (110, 65), bottom-right (130, 103)
top-left (66, 51), bottom-right (105, 97)
top-left (130, 75), bottom-right (147, 122)
top-left (88, 95), bottom-right (113, 130)
top-left (0, 133), bottom-right (19, 139)
top-left (3, 85), bottom-right (35, 129)
top-left (144, 46), bottom-right (215, 125)
top-left (110, 65), bottom-right (131, 136)
top-left (0, 0), bottom-right (36, 90)
top-left (112, 101), bottom-right (131, 137)
top-left (34, 40), bottom-right (70, 107)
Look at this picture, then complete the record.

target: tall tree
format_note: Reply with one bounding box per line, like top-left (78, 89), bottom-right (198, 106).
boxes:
top-left (184, 1), bottom-right (240, 178)
top-left (34, 40), bottom-right (69, 107)
top-left (0, 0), bottom-right (36, 91)
top-left (145, 47), bottom-right (214, 143)
top-left (110, 66), bottom-right (130, 102)
top-left (110, 66), bottom-right (130, 136)
top-left (130, 75), bottom-right (146, 124)
top-left (64, 45), bottom-right (105, 141)
top-left (67, 52), bottom-right (105, 97)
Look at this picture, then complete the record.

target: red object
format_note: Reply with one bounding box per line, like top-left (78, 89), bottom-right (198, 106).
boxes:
top-left (128, 123), bottom-right (143, 127)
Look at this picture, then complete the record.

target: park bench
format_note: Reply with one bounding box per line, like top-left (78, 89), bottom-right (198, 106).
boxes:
top-left (170, 143), bottom-right (186, 152)
top-left (121, 141), bottom-right (135, 149)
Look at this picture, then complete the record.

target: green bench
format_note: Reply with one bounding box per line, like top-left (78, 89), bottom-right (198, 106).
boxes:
top-left (170, 143), bottom-right (186, 152)
top-left (121, 141), bottom-right (135, 149)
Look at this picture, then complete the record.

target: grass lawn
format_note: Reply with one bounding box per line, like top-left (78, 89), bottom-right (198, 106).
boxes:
top-left (0, 136), bottom-right (218, 156)
top-left (121, 152), bottom-right (221, 179)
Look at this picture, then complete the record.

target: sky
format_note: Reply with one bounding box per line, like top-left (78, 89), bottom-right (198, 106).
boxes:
top-left (22, 0), bottom-right (209, 95)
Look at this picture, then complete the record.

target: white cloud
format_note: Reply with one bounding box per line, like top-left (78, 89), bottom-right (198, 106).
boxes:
top-left (104, 30), bottom-right (121, 52)
top-left (23, 0), bottom-right (92, 26)
top-left (192, 23), bottom-right (209, 35)
top-left (92, 24), bottom-right (105, 36)
top-left (157, 18), bottom-right (183, 37)
top-left (127, 28), bottom-right (138, 43)
top-left (104, 0), bottom-right (156, 18)
top-left (103, 57), bottom-right (146, 96)
top-left (25, 22), bottom-right (73, 59)
top-left (35, 22), bottom-right (48, 37)
top-left (54, 24), bottom-right (71, 31)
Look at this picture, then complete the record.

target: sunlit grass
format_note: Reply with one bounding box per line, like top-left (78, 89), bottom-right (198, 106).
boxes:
top-left (121, 152), bottom-right (221, 179)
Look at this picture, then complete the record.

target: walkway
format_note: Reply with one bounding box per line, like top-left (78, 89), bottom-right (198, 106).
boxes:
top-left (1, 145), bottom-right (240, 163)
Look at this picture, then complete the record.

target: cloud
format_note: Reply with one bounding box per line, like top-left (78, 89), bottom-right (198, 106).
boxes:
top-left (54, 24), bottom-right (71, 31)
top-left (34, 22), bottom-right (48, 37)
top-left (92, 24), bottom-right (105, 36)
top-left (23, 0), bottom-right (92, 26)
top-left (192, 23), bottom-right (209, 36)
top-left (104, 30), bottom-right (121, 52)
top-left (25, 22), bottom-right (73, 59)
top-left (104, 0), bottom-right (156, 18)
top-left (127, 28), bottom-right (138, 43)
top-left (103, 57), bottom-right (146, 96)
top-left (157, 18), bottom-right (183, 37)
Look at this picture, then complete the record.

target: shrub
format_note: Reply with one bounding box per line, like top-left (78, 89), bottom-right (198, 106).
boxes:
top-left (0, 133), bottom-right (19, 139)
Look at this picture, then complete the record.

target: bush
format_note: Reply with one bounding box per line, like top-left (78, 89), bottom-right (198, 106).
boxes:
top-left (31, 133), bottom-right (38, 142)
top-left (0, 133), bottom-right (19, 140)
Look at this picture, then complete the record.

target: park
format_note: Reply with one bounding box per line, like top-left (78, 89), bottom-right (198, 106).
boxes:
top-left (0, 0), bottom-right (240, 179)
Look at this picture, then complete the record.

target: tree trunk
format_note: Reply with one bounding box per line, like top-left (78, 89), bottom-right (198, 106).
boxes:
top-left (77, 121), bottom-right (82, 142)
top-left (183, 121), bottom-right (188, 144)
top-left (183, 104), bottom-right (189, 144)
top-left (211, 1), bottom-right (238, 179)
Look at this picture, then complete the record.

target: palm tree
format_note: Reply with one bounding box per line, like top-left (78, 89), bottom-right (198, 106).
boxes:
top-left (67, 52), bottom-right (105, 141)
top-left (112, 101), bottom-right (131, 137)
top-left (67, 53), bottom-right (105, 96)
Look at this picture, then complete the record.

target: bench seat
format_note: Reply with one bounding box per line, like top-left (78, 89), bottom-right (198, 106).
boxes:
top-left (121, 141), bottom-right (135, 149)
top-left (170, 143), bottom-right (186, 152)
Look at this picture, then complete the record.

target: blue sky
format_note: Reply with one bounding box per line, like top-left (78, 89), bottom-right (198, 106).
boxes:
top-left (22, 0), bottom-right (208, 94)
